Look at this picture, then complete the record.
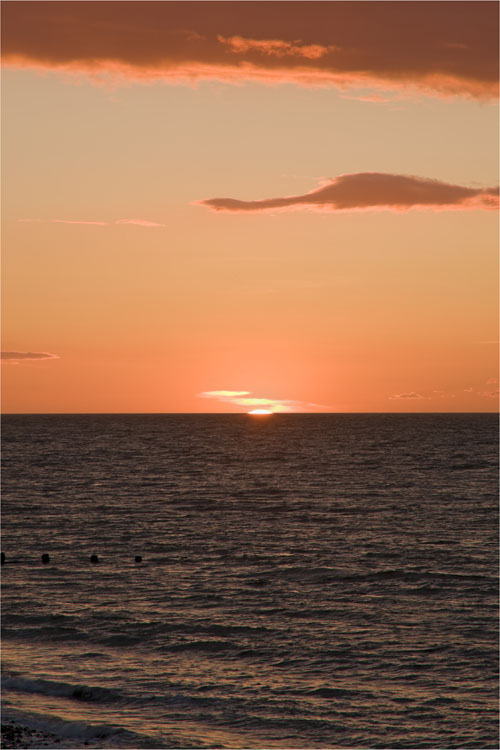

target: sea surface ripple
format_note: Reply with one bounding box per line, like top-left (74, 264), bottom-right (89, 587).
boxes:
top-left (1, 414), bottom-right (498, 748)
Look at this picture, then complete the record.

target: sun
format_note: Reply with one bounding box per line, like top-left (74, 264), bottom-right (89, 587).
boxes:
top-left (248, 409), bottom-right (273, 415)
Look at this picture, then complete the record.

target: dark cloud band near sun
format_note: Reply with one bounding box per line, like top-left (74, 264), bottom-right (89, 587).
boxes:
top-left (196, 173), bottom-right (499, 214)
top-left (1, 2), bottom-right (498, 98)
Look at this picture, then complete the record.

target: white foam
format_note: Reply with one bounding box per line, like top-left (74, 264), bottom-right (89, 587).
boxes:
top-left (2, 706), bottom-right (134, 746)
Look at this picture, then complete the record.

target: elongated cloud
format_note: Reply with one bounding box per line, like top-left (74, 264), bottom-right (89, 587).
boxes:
top-left (198, 390), bottom-right (329, 412)
top-left (18, 218), bottom-right (165, 227)
top-left (54, 219), bottom-right (108, 226)
top-left (2, 2), bottom-right (498, 98)
top-left (389, 392), bottom-right (427, 400)
top-left (198, 173), bottom-right (499, 214)
top-left (200, 390), bottom-right (251, 398)
top-left (114, 219), bottom-right (165, 227)
top-left (1, 351), bottom-right (59, 364)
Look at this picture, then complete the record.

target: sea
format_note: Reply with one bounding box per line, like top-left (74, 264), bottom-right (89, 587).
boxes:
top-left (1, 414), bottom-right (498, 749)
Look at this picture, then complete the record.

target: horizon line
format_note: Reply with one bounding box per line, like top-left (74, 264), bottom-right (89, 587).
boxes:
top-left (1, 411), bottom-right (497, 417)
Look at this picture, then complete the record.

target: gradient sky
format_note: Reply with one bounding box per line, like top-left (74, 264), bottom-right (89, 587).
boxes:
top-left (2, 1), bottom-right (498, 413)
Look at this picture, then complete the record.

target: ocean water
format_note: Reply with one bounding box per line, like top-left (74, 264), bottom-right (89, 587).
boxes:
top-left (1, 413), bottom-right (498, 749)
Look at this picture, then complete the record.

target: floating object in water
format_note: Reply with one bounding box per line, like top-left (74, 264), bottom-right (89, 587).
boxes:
top-left (135, 555), bottom-right (143, 563)
top-left (41, 553), bottom-right (50, 564)
top-left (90, 554), bottom-right (99, 564)
top-left (1, 552), bottom-right (5, 565)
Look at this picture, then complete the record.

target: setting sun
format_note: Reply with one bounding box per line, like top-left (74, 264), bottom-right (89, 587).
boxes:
top-left (248, 409), bottom-right (273, 415)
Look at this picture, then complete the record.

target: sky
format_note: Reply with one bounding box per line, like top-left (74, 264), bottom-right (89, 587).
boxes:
top-left (1, 1), bottom-right (499, 413)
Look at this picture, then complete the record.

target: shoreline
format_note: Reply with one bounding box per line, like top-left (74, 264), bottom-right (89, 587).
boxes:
top-left (1, 722), bottom-right (88, 749)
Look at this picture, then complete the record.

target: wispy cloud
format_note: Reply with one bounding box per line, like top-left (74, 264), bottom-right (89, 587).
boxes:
top-left (53, 219), bottom-right (108, 226)
top-left (200, 390), bottom-right (251, 398)
top-left (198, 390), bottom-right (330, 412)
top-left (18, 218), bottom-right (165, 228)
top-left (2, 3), bottom-right (497, 98)
top-left (389, 392), bottom-right (427, 400)
top-left (114, 219), bottom-right (165, 227)
top-left (340, 92), bottom-right (402, 104)
top-left (197, 173), bottom-right (499, 214)
top-left (1, 351), bottom-right (59, 365)
top-left (395, 385), bottom-right (500, 400)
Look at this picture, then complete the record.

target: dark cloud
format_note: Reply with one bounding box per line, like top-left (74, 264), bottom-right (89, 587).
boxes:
top-left (2, 2), bottom-right (498, 97)
top-left (1, 351), bottom-right (59, 363)
top-left (197, 173), bottom-right (499, 213)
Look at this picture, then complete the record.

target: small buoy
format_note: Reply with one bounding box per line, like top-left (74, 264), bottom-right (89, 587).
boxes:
top-left (90, 554), bottom-right (99, 564)
top-left (41, 553), bottom-right (50, 564)
top-left (134, 555), bottom-right (142, 563)
top-left (1, 552), bottom-right (5, 565)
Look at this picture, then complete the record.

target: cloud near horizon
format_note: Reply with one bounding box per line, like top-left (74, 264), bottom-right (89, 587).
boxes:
top-left (198, 390), bottom-right (329, 412)
top-left (197, 173), bottom-right (499, 214)
top-left (200, 390), bottom-right (252, 398)
top-left (389, 392), bottom-right (427, 400)
top-left (2, 2), bottom-right (498, 98)
top-left (1, 351), bottom-right (59, 364)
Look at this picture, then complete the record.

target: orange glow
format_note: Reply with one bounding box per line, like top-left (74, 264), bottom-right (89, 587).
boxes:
top-left (1, 3), bottom-right (498, 415)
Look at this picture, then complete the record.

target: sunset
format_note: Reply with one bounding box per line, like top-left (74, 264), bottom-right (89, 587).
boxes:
top-left (1, 1), bottom-right (498, 414)
top-left (1, 3), bottom-right (498, 749)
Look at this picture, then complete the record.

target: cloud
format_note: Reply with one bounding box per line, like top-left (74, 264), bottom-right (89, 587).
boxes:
top-left (217, 35), bottom-right (335, 60)
top-left (17, 218), bottom-right (165, 228)
top-left (1, 351), bottom-right (59, 364)
top-left (53, 219), bottom-right (108, 226)
top-left (389, 392), bottom-right (427, 400)
top-left (340, 92), bottom-right (402, 104)
top-left (114, 219), bottom-right (165, 227)
top-left (2, 2), bottom-right (498, 98)
top-left (199, 390), bottom-right (251, 398)
top-left (464, 383), bottom-right (499, 397)
top-left (197, 173), bottom-right (499, 214)
top-left (198, 390), bottom-right (329, 412)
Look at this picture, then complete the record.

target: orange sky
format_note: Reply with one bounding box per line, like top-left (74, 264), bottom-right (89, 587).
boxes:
top-left (2, 1), bottom-right (498, 413)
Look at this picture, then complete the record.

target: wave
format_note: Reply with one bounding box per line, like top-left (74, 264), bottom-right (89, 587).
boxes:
top-left (330, 568), bottom-right (499, 586)
top-left (2, 675), bottom-right (123, 704)
top-left (159, 639), bottom-right (234, 654)
top-left (1, 625), bottom-right (82, 643)
top-left (306, 686), bottom-right (363, 698)
top-left (2, 707), bottom-right (159, 748)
